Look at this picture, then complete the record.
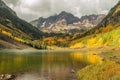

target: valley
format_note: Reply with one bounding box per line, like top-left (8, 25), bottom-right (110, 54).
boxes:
top-left (0, 0), bottom-right (120, 80)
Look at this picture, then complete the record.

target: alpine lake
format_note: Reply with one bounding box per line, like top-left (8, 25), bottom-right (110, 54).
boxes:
top-left (0, 50), bottom-right (102, 80)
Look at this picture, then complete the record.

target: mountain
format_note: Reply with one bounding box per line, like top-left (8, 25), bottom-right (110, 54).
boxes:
top-left (0, 0), bottom-right (44, 49)
top-left (0, 0), bottom-right (16, 16)
top-left (0, 0), bottom-right (42, 39)
top-left (30, 11), bottom-right (105, 34)
top-left (70, 1), bottom-right (120, 48)
top-left (80, 14), bottom-right (106, 29)
top-left (79, 1), bottom-right (120, 38)
top-left (98, 1), bottom-right (120, 30)
top-left (31, 11), bottom-right (80, 28)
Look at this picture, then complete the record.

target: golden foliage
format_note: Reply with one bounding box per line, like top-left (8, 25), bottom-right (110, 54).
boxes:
top-left (71, 51), bottom-right (102, 64)
top-left (96, 38), bottom-right (103, 46)
top-left (102, 24), bottom-right (113, 33)
top-left (118, 39), bottom-right (120, 47)
top-left (1, 30), bottom-right (12, 37)
top-left (87, 55), bottom-right (102, 64)
top-left (14, 37), bottom-right (25, 43)
top-left (87, 38), bottom-right (96, 47)
top-left (0, 28), bottom-right (25, 43)
top-left (71, 25), bottom-right (120, 48)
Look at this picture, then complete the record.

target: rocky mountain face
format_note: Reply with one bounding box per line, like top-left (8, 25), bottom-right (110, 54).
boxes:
top-left (80, 14), bottom-right (106, 29)
top-left (31, 11), bottom-right (105, 34)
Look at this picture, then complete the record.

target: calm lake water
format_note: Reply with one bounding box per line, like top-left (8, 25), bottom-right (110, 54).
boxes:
top-left (0, 50), bottom-right (102, 80)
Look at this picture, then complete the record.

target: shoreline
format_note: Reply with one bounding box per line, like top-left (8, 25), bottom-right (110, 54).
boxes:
top-left (0, 47), bottom-right (120, 80)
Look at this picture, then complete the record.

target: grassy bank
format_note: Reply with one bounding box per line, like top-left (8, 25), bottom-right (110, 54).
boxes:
top-left (77, 49), bottom-right (120, 80)
top-left (77, 60), bottom-right (120, 80)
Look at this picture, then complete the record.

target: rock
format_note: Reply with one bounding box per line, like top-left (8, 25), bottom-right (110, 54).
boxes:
top-left (0, 74), bottom-right (4, 80)
top-left (71, 69), bottom-right (75, 73)
top-left (0, 74), bottom-right (15, 80)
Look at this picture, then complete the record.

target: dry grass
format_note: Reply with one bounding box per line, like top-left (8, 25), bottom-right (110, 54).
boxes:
top-left (77, 60), bottom-right (120, 80)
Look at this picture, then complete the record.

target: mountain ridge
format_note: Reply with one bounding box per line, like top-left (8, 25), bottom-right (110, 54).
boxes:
top-left (31, 11), bottom-right (105, 34)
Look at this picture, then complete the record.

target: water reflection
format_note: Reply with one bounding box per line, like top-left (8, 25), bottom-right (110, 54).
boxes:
top-left (0, 50), bottom-right (102, 80)
top-left (71, 51), bottom-right (102, 64)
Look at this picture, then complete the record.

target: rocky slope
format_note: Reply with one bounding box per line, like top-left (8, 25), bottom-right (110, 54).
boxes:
top-left (31, 11), bottom-right (105, 34)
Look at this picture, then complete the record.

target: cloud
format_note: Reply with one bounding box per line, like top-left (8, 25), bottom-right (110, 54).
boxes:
top-left (3, 0), bottom-right (119, 21)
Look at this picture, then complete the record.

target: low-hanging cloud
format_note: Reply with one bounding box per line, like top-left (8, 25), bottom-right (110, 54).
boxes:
top-left (3, 0), bottom-right (119, 21)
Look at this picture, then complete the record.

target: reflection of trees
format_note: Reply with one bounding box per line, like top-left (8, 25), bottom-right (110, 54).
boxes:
top-left (0, 51), bottom-right (102, 75)
top-left (70, 51), bottom-right (102, 64)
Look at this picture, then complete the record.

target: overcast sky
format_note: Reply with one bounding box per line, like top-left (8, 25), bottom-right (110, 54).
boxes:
top-left (3, 0), bottom-right (119, 22)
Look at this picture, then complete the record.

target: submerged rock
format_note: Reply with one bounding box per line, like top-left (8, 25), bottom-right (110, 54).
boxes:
top-left (0, 74), bottom-right (15, 80)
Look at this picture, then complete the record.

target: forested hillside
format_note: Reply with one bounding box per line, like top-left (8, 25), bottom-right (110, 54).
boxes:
top-left (70, 1), bottom-right (120, 49)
